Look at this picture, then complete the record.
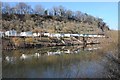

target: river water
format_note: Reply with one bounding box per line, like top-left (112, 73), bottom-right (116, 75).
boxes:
top-left (2, 45), bottom-right (111, 78)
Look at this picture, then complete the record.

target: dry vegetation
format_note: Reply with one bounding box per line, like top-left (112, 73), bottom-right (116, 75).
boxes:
top-left (99, 30), bottom-right (118, 54)
top-left (98, 30), bottom-right (119, 79)
top-left (1, 2), bottom-right (110, 34)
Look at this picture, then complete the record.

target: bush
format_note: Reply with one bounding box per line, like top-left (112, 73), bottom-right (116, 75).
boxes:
top-left (12, 37), bottom-right (24, 47)
top-left (25, 37), bottom-right (34, 44)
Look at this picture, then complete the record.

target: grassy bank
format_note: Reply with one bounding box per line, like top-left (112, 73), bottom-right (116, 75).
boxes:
top-left (99, 30), bottom-right (119, 79)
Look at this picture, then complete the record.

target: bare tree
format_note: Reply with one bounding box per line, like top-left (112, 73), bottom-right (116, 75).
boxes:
top-left (58, 5), bottom-right (66, 17)
top-left (0, 2), bottom-right (2, 19)
top-left (25, 5), bottom-right (33, 14)
top-left (66, 9), bottom-right (73, 19)
top-left (85, 15), bottom-right (95, 24)
top-left (52, 6), bottom-right (59, 16)
top-left (48, 8), bottom-right (54, 16)
top-left (0, 2), bottom-right (2, 12)
top-left (75, 11), bottom-right (82, 21)
top-left (34, 4), bottom-right (44, 15)
top-left (16, 2), bottom-right (31, 14)
top-left (2, 2), bottom-right (11, 14)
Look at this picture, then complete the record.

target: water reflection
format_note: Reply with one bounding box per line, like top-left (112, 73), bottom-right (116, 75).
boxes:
top-left (3, 44), bottom-right (108, 78)
top-left (3, 44), bottom-right (101, 63)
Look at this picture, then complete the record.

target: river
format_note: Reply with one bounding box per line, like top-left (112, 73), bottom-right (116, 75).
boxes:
top-left (2, 44), bottom-right (116, 78)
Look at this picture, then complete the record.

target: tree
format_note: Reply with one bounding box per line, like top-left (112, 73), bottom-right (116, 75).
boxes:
top-left (0, 2), bottom-right (2, 19)
top-left (2, 3), bottom-right (11, 14)
top-left (9, 7), bottom-right (17, 14)
top-left (97, 18), bottom-right (104, 27)
top-left (48, 8), bottom-right (54, 16)
top-left (52, 6), bottom-right (59, 16)
top-left (34, 4), bottom-right (44, 15)
top-left (58, 5), bottom-right (66, 17)
top-left (44, 10), bottom-right (48, 15)
top-left (65, 9), bottom-right (73, 19)
top-left (75, 11), bottom-right (82, 21)
top-left (16, 2), bottom-right (32, 14)
top-left (85, 15), bottom-right (95, 24)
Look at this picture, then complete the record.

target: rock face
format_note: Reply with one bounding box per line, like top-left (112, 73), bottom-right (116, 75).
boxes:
top-left (2, 14), bottom-right (110, 34)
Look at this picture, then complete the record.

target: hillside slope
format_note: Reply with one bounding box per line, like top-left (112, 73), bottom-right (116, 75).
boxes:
top-left (1, 2), bottom-right (110, 34)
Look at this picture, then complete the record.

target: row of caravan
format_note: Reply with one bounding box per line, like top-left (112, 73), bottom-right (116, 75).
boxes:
top-left (0, 30), bottom-right (105, 38)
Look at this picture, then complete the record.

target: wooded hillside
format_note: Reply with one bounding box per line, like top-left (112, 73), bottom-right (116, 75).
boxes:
top-left (1, 2), bottom-right (110, 34)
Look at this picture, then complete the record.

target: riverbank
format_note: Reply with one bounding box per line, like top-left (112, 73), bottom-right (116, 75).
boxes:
top-left (2, 36), bottom-right (102, 50)
top-left (2, 30), bottom-right (119, 78)
top-left (98, 30), bottom-right (119, 79)
top-left (2, 43), bottom-right (118, 78)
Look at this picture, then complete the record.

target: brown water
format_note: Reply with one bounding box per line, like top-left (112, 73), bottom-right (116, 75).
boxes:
top-left (2, 45), bottom-right (111, 78)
